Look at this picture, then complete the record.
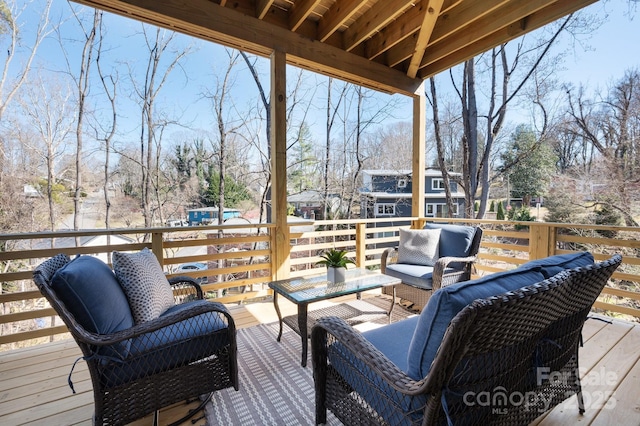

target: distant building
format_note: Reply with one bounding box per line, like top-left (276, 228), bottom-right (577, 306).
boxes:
top-left (359, 168), bottom-right (466, 220)
top-left (187, 207), bottom-right (242, 225)
top-left (288, 190), bottom-right (341, 220)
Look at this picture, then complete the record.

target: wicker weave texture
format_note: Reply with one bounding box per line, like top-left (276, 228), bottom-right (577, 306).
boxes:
top-left (313, 254), bottom-right (622, 426)
top-left (381, 226), bottom-right (483, 311)
top-left (33, 254), bottom-right (239, 426)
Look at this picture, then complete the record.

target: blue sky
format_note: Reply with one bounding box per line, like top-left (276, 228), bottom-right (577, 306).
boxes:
top-left (9, 0), bottom-right (640, 157)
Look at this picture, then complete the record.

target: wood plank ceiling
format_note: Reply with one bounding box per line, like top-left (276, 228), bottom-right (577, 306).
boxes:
top-left (72, 0), bottom-right (597, 95)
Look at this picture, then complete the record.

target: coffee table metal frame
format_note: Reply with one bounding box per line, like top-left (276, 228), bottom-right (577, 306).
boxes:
top-left (268, 268), bottom-right (400, 366)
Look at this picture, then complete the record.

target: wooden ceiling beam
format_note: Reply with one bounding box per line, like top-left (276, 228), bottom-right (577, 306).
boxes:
top-left (71, 0), bottom-right (422, 95)
top-left (256, 0), bottom-right (275, 20)
top-left (385, 33), bottom-right (417, 68)
top-left (364, 0), bottom-right (426, 60)
top-left (343, 0), bottom-right (415, 52)
top-left (289, 0), bottom-right (323, 32)
top-left (407, 0), bottom-right (445, 78)
top-left (418, 0), bottom-right (598, 79)
top-left (317, 0), bottom-right (363, 42)
top-left (430, 0), bottom-right (511, 44)
top-left (419, 0), bottom-right (560, 70)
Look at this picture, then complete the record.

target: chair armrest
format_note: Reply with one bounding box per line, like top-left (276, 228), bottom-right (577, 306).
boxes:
top-left (380, 247), bottom-right (399, 273)
top-left (75, 300), bottom-right (233, 348)
top-left (432, 255), bottom-right (477, 290)
top-left (169, 275), bottom-right (204, 301)
top-left (312, 316), bottom-right (429, 396)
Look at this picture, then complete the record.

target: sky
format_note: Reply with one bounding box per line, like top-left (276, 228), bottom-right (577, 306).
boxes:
top-left (6, 0), bottom-right (640, 160)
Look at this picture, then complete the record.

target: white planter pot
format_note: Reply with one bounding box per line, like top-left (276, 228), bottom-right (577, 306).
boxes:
top-left (327, 266), bottom-right (346, 284)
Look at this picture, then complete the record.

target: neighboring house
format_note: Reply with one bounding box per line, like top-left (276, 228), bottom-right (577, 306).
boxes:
top-left (288, 190), bottom-right (341, 220)
top-left (359, 168), bottom-right (466, 221)
top-left (187, 207), bottom-right (242, 225)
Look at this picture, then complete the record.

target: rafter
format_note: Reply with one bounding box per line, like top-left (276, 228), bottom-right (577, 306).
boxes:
top-left (364, 0), bottom-right (426, 60)
top-left (418, 0), bottom-right (597, 79)
top-left (317, 0), bottom-right (364, 42)
top-left (343, 0), bottom-right (415, 52)
top-left (256, 0), bottom-right (275, 20)
top-left (418, 0), bottom-right (561, 71)
top-left (407, 0), bottom-right (445, 78)
top-left (289, 0), bottom-right (323, 32)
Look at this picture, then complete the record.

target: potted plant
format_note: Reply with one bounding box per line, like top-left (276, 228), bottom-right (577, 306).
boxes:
top-left (316, 248), bottom-right (355, 284)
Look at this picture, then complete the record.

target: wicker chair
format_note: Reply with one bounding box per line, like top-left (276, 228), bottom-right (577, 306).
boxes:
top-left (33, 254), bottom-right (238, 426)
top-left (312, 254), bottom-right (622, 426)
top-left (381, 224), bottom-right (483, 311)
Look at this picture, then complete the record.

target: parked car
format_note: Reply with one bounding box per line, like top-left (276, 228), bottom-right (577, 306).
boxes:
top-left (175, 262), bottom-right (208, 284)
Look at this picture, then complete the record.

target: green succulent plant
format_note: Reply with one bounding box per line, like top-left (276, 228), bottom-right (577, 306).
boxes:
top-left (315, 249), bottom-right (355, 268)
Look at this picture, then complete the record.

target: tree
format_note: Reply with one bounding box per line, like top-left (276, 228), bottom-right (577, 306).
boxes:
top-left (565, 68), bottom-right (640, 226)
top-left (128, 25), bottom-right (189, 229)
top-left (428, 14), bottom-right (579, 219)
top-left (500, 125), bottom-right (557, 206)
top-left (496, 200), bottom-right (505, 220)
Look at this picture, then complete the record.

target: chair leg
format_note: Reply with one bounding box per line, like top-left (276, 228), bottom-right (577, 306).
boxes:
top-left (151, 393), bottom-right (213, 426)
top-left (167, 393), bottom-right (214, 426)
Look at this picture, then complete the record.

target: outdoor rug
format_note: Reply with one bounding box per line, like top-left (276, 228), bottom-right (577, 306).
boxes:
top-left (204, 297), bottom-right (415, 426)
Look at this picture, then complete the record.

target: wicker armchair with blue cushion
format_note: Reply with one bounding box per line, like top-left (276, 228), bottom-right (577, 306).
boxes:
top-left (381, 223), bottom-right (483, 311)
top-left (33, 250), bottom-right (238, 426)
top-left (312, 252), bottom-right (622, 426)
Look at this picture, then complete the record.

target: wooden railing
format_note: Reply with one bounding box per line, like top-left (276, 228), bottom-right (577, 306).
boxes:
top-left (1, 217), bottom-right (639, 350)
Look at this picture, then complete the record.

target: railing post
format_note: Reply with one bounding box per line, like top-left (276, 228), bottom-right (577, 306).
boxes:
top-left (151, 231), bottom-right (164, 267)
top-left (355, 223), bottom-right (366, 267)
top-left (529, 223), bottom-right (554, 260)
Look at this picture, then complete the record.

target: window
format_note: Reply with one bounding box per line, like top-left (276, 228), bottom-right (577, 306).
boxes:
top-left (375, 203), bottom-right (396, 216)
top-left (397, 178), bottom-right (407, 188)
top-left (432, 178), bottom-right (446, 190)
top-left (426, 203), bottom-right (459, 217)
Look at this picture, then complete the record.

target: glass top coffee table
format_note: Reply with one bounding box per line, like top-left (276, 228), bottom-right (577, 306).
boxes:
top-left (268, 268), bottom-right (400, 366)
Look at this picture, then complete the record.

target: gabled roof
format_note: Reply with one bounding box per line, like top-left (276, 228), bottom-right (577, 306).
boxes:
top-left (72, 0), bottom-right (595, 95)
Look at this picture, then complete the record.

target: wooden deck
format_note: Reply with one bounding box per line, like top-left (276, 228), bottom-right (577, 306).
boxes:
top-left (1, 294), bottom-right (639, 425)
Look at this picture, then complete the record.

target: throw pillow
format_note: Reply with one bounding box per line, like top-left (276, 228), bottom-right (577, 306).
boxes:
top-left (51, 255), bottom-right (134, 335)
top-left (397, 228), bottom-right (441, 266)
top-left (112, 248), bottom-right (175, 324)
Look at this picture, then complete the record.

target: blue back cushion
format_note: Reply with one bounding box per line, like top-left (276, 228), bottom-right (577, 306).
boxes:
top-left (405, 251), bottom-right (595, 380)
top-left (520, 251), bottom-right (594, 278)
top-left (51, 256), bottom-right (134, 336)
top-left (406, 268), bottom-right (545, 380)
top-left (424, 223), bottom-right (476, 258)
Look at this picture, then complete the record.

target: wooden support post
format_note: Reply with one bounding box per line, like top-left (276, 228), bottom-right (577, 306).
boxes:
top-left (529, 223), bottom-right (554, 260)
top-left (355, 223), bottom-right (366, 267)
top-left (412, 81), bottom-right (426, 218)
top-left (151, 231), bottom-right (164, 266)
top-left (270, 49), bottom-right (290, 280)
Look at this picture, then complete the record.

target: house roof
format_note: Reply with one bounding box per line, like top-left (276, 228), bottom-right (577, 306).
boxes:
top-left (362, 168), bottom-right (462, 177)
top-left (360, 191), bottom-right (465, 199)
top-left (288, 190), bottom-right (336, 203)
top-left (71, 0), bottom-right (594, 96)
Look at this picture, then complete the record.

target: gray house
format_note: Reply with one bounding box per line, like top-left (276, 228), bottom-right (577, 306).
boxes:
top-left (359, 169), bottom-right (465, 220)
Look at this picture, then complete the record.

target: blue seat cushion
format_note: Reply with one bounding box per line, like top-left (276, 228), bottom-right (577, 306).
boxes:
top-left (385, 264), bottom-right (434, 289)
top-left (101, 300), bottom-right (231, 387)
top-left (519, 251), bottom-right (594, 278)
top-left (424, 223), bottom-right (476, 259)
top-left (362, 316), bottom-right (419, 372)
top-left (406, 268), bottom-right (546, 380)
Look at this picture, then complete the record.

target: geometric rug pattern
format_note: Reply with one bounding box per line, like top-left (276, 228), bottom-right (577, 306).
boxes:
top-left (204, 321), bottom-right (341, 425)
top-left (204, 298), bottom-right (415, 425)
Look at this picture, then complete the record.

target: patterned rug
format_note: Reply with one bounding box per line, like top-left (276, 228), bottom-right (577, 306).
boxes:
top-left (204, 297), bottom-right (415, 426)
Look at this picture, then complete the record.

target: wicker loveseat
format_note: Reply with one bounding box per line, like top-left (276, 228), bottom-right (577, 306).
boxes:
top-left (381, 223), bottom-right (483, 311)
top-left (312, 252), bottom-right (622, 426)
top-left (33, 252), bottom-right (238, 426)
